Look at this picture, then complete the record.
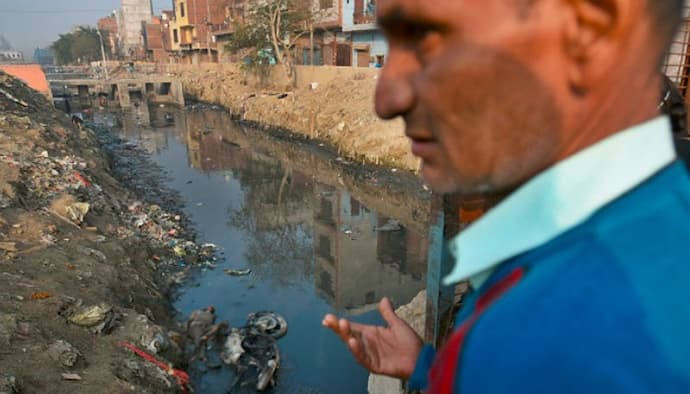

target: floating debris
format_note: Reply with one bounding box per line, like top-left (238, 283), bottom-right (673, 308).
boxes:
top-left (224, 268), bottom-right (251, 277)
top-left (221, 312), bottom-right (287, 391)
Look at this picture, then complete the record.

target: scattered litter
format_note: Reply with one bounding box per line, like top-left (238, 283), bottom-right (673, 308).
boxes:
top-left (120, 341), bottom-right (191, 393)
top-left (0, 374), bottom-right (19, 394)
top-left (30, 291), bottom-right (52, 300)
top-left (47, 340), bottom-right (82, 368)
top-left (224, 268), bottom-right (251, 277)
top-left (67, 304), bottom-right (120, 335)
top-left (66, 202), bottom-right (90, 224)
top-left (75, 246), bottom-right (107, 262)
top-left (0, 242), bottom-right (17, 252)
top-left (0, 87), bottom-right (29, 107)
top-left (173, 246), bottom-right (186, 257)
top-left (61, 373), bottom-right (82, 381)
top-left (73, 172), bottom-right (92, 188)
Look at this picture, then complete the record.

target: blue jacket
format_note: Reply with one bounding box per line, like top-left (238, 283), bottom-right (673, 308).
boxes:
top-left (410, 161), bottom-right (690, 393)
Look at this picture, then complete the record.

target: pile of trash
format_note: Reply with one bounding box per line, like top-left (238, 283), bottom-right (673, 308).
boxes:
top-left (0, 72), bottom-right (207, 392)
top-left (221, 312), bottom-right (288, 392)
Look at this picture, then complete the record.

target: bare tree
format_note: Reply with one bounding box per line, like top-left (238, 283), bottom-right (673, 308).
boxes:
top-left (227, 0), bottom-right (316, 81)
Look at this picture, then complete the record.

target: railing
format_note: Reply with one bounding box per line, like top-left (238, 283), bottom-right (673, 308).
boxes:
top-left (663, 5), bottom-right (690, 94)
top-left (353, 9), bottom-right (376, 25)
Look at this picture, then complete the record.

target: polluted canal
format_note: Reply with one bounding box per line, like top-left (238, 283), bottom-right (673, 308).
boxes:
top-left (109, 106), bottom-right (432, 393)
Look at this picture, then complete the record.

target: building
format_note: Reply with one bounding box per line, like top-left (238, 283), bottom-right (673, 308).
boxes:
top-left (168, 0), bottom-right (228, 64)
top-left (342, 0), bottom-right (387, 68)
top-left (32, 48), bottom-right (54, 65)
top-left (119, 0), bottom-right (154, 58)
top-left (0, 50), bottom-right (24, 63)
top-left (302, 0), bottom-right (352, 66)
top-left (97, 14), bottom-right (120, 59)
top-left (143, 16), bottom-right (168, 62)
top-left (211, 0), bottom-right (246, 63)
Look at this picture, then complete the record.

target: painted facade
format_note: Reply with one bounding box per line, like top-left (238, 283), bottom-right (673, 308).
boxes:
top-left (342, 0), bottom-right (387, 68)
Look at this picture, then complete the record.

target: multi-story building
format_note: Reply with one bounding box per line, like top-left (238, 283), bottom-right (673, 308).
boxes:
top-left (342, 0), bottom-right (387, 68)
top-left (168, 0), bottom-right (228, 64)
top-left (119, 0), bottom-right (154, 58)
top-left (33, 48), bottom-right (54, 65)
top-left (304, 0), bottom-right (353, 66)
top-left (0, 50), bottom-right (24, 63)
top-left (97, 14), bottom-right (120, 59)
top-left (143, 16), bottom-right (168, 62)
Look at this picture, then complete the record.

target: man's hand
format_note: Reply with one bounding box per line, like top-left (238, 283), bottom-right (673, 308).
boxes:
top-left (322, 297), bottom-right (423, 379)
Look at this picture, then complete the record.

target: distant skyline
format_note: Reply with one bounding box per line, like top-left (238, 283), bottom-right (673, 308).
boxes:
top-left (0, 0), bottom-right (171, 58)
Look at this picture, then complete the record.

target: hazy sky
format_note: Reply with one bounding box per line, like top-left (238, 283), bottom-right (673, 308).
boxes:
top-left (0, 0), bottom-right (171, 57)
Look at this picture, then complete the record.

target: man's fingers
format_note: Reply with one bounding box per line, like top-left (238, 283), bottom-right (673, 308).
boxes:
top-left (348, 336), bottom-right (369, 368)
top-left (322, 314), bottom-right (358, 343)
top-left (379, 297), bottom-right (402, 327)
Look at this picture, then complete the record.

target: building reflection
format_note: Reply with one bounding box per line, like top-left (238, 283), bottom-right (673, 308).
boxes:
top-left (313, 185), bottom-right (426, 315)
top-left (176, 108), bottom-right (429, 313)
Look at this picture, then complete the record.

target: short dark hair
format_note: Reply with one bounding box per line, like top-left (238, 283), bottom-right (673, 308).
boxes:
top-left (651, 0), bottom-right (684, 48)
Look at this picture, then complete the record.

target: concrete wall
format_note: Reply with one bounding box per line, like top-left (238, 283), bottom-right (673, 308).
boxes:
top-left (120, 0), bottom-right (153, 56)
top-left (160, 63), bottom-right (381, 89)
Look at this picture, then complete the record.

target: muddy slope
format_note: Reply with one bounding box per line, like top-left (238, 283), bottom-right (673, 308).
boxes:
top-left (0, 72), bottom-right (195, 393)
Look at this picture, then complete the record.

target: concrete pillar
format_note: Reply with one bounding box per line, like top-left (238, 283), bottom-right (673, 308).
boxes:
top-left (118, 83), bottom-right (131, 107)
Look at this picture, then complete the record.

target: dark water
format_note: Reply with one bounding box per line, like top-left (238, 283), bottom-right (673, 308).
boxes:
top-left (114, 106), bottom-right (432, 393)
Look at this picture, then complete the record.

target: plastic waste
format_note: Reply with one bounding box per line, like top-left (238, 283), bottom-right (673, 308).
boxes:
top-left (224, 268), bottom-right (251, 276)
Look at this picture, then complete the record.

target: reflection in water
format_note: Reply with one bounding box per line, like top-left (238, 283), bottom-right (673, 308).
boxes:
top-left (114, 106), bottom-right (431, 393)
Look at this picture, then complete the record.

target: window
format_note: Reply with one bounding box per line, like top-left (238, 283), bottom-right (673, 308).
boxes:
top-left (180, 2), bottom-right (185, 17)
top-left (173, 29), bottom-right (179, 43)
top-left (319, 0), bottom-right (334, 9)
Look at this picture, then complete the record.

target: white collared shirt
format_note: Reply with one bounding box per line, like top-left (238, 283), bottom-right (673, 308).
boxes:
top-left (444, 116), bottom-right (677, 288)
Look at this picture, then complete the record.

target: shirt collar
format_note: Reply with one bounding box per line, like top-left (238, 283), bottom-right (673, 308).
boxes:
top-left (444, 116), bottom-right (676, 287)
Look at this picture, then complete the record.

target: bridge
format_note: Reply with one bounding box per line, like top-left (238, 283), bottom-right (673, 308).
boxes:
top-left (49, 77), bottom-right (185, 111)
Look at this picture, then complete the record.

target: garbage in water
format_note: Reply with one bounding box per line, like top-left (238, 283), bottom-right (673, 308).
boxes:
top-left (224, 268), bottom-right (251, 277)
top-left (221, 312), bottom-right (288, 392)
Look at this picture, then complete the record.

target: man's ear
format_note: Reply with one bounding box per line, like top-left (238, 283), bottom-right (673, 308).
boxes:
top-left (563, 0), bottom-right (633, 93)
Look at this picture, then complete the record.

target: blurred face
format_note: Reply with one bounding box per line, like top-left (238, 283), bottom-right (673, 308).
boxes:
top-left (376, 0), bottom-right (565, 195)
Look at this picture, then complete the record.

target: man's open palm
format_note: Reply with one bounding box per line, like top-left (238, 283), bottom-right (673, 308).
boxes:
top-left (322, 297), bottom-right (423, 379)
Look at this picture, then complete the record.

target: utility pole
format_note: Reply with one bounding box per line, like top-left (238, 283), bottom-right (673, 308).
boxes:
top-left (96, 30), bottom-right (109, 80)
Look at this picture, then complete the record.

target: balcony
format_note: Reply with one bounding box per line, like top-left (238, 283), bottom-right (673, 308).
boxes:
top-left (354, 9), bottom-right (376, 25)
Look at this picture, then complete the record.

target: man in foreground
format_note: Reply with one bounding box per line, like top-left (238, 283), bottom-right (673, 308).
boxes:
top-left (323, 0), bottom-right (690, 392)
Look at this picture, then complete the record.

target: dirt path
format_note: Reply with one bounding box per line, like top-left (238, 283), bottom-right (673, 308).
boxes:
top-left (0, 72), bottom-right (208, 393)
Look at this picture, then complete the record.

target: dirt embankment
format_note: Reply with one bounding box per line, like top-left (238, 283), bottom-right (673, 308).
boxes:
top-left (169, 65), bottom-right (419, 171)
top-left (0, 72), bottom-right (201, 393)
